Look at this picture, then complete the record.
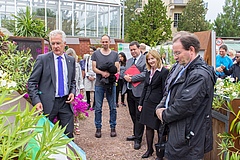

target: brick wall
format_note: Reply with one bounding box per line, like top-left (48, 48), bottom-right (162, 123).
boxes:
top-left (66, 37), bottom-right (124, 61)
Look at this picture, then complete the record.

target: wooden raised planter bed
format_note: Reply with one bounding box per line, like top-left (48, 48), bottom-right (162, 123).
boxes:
top-left (204, 99), bottom-right (240, 160)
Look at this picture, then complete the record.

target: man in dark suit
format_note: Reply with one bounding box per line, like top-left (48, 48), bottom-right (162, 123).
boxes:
top-left (122, 41), bottom-right (146, 150)
top-left (28, 30), bottom-right (76, 138)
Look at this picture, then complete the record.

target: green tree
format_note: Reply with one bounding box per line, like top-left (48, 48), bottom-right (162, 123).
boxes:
top-left (177, 0), bottom-right (211, 32)
top-left (35, 8), bottom-right (56, 17)
top-left (127, 0), bottom-right (172, 47)
top-left (124, 0), bottom-right (139, 41)
top-left (213, 0), bottom-right (240, 37)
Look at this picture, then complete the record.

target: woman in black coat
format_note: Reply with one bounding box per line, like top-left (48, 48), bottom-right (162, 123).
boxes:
top-left (138, 50), bottom-right (169, 160)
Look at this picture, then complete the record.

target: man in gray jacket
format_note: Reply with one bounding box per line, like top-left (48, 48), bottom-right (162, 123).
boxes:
top-left (122, 41), bottom-right (146, 150)
top-left (28, 30), bottom-right (76, 138)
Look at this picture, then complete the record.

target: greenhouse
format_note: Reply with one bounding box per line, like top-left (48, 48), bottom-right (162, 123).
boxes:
top-left (0, 0), bottom-right (122, 38)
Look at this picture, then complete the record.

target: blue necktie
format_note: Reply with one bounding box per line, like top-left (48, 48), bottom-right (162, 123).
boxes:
top-left (57, 56), bottom-right (64, 97)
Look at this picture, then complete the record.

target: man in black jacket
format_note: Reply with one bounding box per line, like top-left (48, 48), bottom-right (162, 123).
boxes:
top-left (156, 32), bottom-right (216, 160)
top-left (221, 51), bottom-right (240, 82)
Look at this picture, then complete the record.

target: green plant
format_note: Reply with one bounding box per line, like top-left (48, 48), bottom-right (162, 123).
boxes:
top-left (0, 36), bottom-right (34, 95)
top-left (127, 0), bottom-right (172, 46)
top-left (0, 49), bottom-right (84, 160)
top-left (213, 77), bottom-right (240, 159)
top-left (10, 6), bottom-right (47, 38)
top-left (215, 77), bottom-right (240, 101)
top-left (0, 91), bottom-right (83, 160)
top-left (0, 70), bottom-right (17, 94)
top-left (217, 100), bottom-right (240, 160)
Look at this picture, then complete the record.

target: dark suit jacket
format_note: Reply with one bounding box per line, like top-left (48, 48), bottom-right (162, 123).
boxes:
top-left (139, 67), bottom-right (169, 106)
top-left (138, 67), bottom-right (169, 129)
top-left (122, 54), bottom-right (146, 97)
top-left (28, 52), bottom-right (76, 114)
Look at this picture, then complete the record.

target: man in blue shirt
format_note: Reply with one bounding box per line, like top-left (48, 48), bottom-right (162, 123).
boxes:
top-left (215, 45), bottom-right (233, 78)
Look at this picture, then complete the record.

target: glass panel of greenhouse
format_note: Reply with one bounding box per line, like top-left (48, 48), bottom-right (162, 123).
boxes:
top-left (0, 0), bottom-right (122, 38)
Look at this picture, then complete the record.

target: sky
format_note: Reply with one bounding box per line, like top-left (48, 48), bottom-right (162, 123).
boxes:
top-left (205, 0), bottom-right (225, 22)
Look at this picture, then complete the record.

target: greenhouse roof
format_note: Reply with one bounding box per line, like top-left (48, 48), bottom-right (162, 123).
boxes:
top-left (80, 0), bottom-right (121, 5)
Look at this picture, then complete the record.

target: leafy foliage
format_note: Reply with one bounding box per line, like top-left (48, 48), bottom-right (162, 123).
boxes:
top-left (0, 70), bottom-right (17, 94)
top-left (214, 77), bottom-right (240, 102)
top-left (8, 6), bottom-right (48, 38)
top-left (0, 36), bottom-right (34, 95)
top-left (124, 0), bottom-right (139, 41)
top-left (0, 96), bottom-right (40, 160)
top-left (213, 0), bottom-right (240, 37)
top-left (213, 77), bottom-right (240, 159)
top-left (127, 0), bottom-right (172, 46)
top-left (0, 91), bottom-right (81, 159)
top-left (177, 0), bottom-right (211, 32)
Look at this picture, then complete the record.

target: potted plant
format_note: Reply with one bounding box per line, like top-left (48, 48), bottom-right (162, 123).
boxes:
top-left (213, 77), bottom-right (240, 159)
top-left (0, 70), bottom-right (85, 159)
top-left (6, 6), bottom-right (48, 38)
top-left (0, 35), bottom-right (34, 96)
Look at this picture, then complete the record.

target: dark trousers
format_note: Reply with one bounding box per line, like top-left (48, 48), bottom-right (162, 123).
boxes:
top-left (48, 96), bottom-right (74, 138)
top-left (127, 89), bottom-right (144, 143)
top-left (116, 79), bottom-right (125, 103)
top-left (86, 91), bottom-right (95, 108)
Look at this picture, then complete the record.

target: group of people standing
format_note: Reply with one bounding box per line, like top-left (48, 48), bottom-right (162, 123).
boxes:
top-left (215, 44), bottom-right (240, 82)
top-left (27, 29), bottom-right (217, 160)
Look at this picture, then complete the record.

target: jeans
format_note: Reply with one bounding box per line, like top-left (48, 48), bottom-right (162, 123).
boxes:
top-left (94, 85), bottom-right (117, 129)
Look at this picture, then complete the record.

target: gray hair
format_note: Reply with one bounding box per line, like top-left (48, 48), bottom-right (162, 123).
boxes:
top-left (173, 31), bottom-right (200, 53)
top-left (140, 43), bottom-right (146, 50)
top-left (172, 31), bottom-right (191, 42)
top-left (66, 48), bottom-right (78, 62)
top-left (49, 30), bottom-right (66, 43)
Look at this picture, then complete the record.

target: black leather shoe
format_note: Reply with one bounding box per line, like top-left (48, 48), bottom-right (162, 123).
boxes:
top-left (142, 149), bottom-right (154, 158)
top-left (126, 135), bottom-right (135, 141)
top-left (110, 128), bottom-right (117, 137)
top-left (134, 141), bottom-right (141, 150)
top-left (95, 128), bottom-right (101, 138)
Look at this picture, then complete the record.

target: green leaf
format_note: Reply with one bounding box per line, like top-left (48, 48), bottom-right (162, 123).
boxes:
top-left (230, 111), bottom-right (240, 132)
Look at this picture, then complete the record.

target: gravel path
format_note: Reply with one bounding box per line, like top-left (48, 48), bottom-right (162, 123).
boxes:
top-left (74, 97), bottom-right (160, 160)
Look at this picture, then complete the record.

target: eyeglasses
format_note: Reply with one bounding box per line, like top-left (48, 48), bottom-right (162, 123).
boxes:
top-left (101, 41), bottom-right (109, 43)
top-left (51, 42), bottom-right (62, 46)
top-left (172, 51), bottom-right (182, 56)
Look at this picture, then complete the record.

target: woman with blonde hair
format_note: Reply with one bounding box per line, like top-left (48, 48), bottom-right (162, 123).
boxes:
top-left (66, 48), bottom-right (84, 95)
top-left (66, 48), bottom-right (84, 135)
top-left (228, 49), bottom-right (236, 62)
top-left (138, 50), bottom-right (169, 160)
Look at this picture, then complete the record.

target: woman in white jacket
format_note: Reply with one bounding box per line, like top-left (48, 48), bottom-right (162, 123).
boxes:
top-left (84, 46), bottom-right (96, 110)
top-left (66, 48), bottom-right (84, 135)
top-left (66, 48), bottom-right (84, 95)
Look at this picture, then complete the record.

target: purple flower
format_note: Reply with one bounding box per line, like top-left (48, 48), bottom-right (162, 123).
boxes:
top-left (53, 94), bottom-right (89, 123)
top-left (24, 93), bottom-right (29, 99)
top-left (53, 117), bottom-right (58, 124)
top-left (73, 94), bottom-right (89, 117)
